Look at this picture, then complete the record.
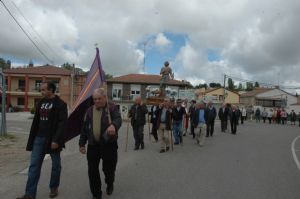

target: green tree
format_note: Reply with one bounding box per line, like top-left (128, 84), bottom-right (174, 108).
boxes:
top-left (238, 83), bottom-right (243, 91)
top-left (246, 82), bottom-right (254, 91)
top-left (0, 58), bottom-right (11, 69)
top-left (209, 82), bottom-right (222, 88)
top-left (227, 78), bottom-right (235, 91)
top-left (195, 83), bottom-right (208, 89)
top-left (255, 81), bottom-right (260, 88)
top-left (105, 73), bottom-right (113, 80)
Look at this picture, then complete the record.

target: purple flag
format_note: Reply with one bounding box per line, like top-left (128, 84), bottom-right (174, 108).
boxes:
top-left (64, 48), bottom-right (106, 142)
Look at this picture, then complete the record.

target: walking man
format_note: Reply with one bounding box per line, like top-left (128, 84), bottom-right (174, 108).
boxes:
top-left (205, 101), bottom-right (216, 137)
top-left (188, 100), bottom-right (196, 138)
top-left (230, 105), bottom-right (239, 134)
top-left (241, 107), bottom-right (247, 124)
top-left (129, 96), bottom-right (148, 150)
top-left (155, 98), bottom-right (172, 153)
top-left (17, 82), bottom-right (68, 199)
top-left (79, 88), bottom-right (122, 199)
top-left (149, 105), bottom-right (159, 142)
top-left (193, 101), bottom-right (207, 146)
top-left (218, 103), bottom-right (229, 132)
top-left (172, 99), bottom-right (186, 145)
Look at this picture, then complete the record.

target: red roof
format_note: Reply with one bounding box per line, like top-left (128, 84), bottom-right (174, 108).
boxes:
top-left (107, 74), bottom-right (190, 86)
top-left (4, 65), bottom-right (71, 76)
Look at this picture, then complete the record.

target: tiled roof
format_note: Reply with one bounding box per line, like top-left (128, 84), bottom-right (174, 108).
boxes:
top-left (240, 88), bottom-right (274, 97)
top-left (107, 74), bottom-right (190, 86)
top-left (4, 65), bottom-right (71, 76)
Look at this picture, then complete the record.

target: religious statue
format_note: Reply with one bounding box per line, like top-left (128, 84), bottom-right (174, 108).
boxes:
top-left (159, 61), bottom-right (174, 96)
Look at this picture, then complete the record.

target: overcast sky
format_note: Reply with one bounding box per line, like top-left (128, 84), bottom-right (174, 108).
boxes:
top-left (0, 0), bottom-right (300, 90)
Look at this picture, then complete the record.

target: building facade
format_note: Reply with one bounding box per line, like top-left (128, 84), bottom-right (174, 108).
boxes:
top-left (3, 65), bottom-right (85, 111)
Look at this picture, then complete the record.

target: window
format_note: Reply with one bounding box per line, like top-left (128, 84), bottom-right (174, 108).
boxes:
top-left (17, 97), bottom-right (25, 106)
top-left (52, 80), bottom-right (60, 93)
top-left (35, 80), bottom-right (42, 92)
top-left (130, 84), bottom-right (141, 100)
top-left (113, 88), bottom-right (122, 100)
top-left (18, 79), bottom-right (25, 91)
top-left (112, 84), bottom-right (122, 100)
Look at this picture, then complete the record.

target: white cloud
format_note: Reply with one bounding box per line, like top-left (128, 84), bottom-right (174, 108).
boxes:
top-left (154, 33), bottom-right (171, 49)
top-left (0, 0), bottom-right (300, 88)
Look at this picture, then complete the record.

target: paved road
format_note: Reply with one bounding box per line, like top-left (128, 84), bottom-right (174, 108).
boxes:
top-left (1, 117), bottom-right (300, 199)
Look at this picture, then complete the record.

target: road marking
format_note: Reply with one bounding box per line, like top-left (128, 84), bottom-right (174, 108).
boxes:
top-left (291, 135), bottom-right (300, 171)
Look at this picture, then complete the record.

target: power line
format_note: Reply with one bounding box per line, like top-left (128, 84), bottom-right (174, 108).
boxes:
top-left (9, 0), bottom-right (62, 63)
top-left (0, 0), bottom-right (53, 63)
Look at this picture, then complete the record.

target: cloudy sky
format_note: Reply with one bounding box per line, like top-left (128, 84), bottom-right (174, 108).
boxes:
top-left (0, 0), bottom-right (300, 90)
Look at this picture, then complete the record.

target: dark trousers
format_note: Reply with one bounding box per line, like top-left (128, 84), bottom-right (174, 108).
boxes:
top-left (206, 121), bottom-right (215, 137)
top-left (151, 120), bottom-right (158, 141)
top-left (263, 117), bottom-right (266, 123)
top-left (268, 117), bottom-right (272, 124)
top-left (231, 120), bottom-right (237, 134)
top-left (221, 119), bottom-right (227, 132)
top-left (132, 125), bottom-right (144, 148)
top-left (87, 145), bottom-right (117, 198)
top-left (190, 121), bottom-right (195, 138)
top-left (241, 116), bottom-right (245, 124)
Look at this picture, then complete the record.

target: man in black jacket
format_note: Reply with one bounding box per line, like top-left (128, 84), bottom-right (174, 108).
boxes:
top-left (149, 105), bottom-right (159, 142)
top-left (230, 105), bottom-right (239, 134)
top-left (188, 100), bottom-right (196, 138)
top-left (17, 82), bottom-right (68, 199)
top-left (79, 88), bottom-right (122, 199)
top-left (128, 96), bottom-right (148, 150)
top-left (205, 101), bottom-right (217, 137)
top-left (218, 103), bottom-right (229, 132)
top-left (172, 99), bottom-right (186, 144)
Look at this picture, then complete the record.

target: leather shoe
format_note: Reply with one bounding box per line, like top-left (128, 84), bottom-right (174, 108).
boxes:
top-left (166, 146), bottom-right (170, 151)
top-left (106, 184), bottom-right (114, 195)
top-left (49, 188), bottom-right (58, 198)
top-left (159, 149), bottom-right (166, 153)
top-left (134, 146), bottom-right (139, 150)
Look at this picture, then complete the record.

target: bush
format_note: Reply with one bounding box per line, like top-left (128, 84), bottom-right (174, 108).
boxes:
top-left (30, 107), bottom-right (35, 114)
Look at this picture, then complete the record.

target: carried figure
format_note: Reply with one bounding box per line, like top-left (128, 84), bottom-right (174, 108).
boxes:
top-left (159, 61), bottom-right (174, 96)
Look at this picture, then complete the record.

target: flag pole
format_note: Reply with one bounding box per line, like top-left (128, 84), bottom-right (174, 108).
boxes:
top-left (95, 44), bottom-right (112, 124)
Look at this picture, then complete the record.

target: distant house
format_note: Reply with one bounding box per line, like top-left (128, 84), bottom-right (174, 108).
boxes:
top-left (240, 87), bottom-right (297, 108)
top-left (3, 64), bottom-right (85, 111)
top-left (196, 87), bottom-right (240, 105)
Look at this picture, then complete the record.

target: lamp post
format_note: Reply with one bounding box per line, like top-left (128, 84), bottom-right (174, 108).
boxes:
top-left (0, 68), bottom-right (7, 136)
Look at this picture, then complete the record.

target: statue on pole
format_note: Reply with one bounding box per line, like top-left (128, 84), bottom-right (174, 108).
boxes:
top-left (159, 61), bottom-right (174, 96)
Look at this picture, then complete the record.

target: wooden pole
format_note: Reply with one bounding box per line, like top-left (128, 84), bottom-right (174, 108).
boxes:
top-left (124, 118), bottom-right (130, 152)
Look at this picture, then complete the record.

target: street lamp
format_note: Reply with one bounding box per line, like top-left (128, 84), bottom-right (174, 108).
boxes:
top-left (0, 68), bottom-right (7, 136)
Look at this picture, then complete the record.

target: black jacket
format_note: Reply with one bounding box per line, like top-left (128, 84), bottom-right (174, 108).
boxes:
top-left (172, 106), bottom-right (186, 121)
top-left (192, 108), bottom-right (208, 128)
top-left (189, 105), bottom-right (196, 120)
top-left (79, 102), bottom-right (122, 148)
top-left (218, 107), bottom-right (229, 121)
top-left (26, 95), bottom-right (68, 153)
top-left (129, 103), bottom-right (148, 126)
top-left (205, 106), bottom-right (217, 123)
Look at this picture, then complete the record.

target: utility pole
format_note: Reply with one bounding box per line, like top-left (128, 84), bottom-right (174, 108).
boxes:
top-left (143, 41), bottom-right (148, 73)
top-left (223, 74), bottom-right (226, 103)
top-left (0, 68), bottom-right (7, 136)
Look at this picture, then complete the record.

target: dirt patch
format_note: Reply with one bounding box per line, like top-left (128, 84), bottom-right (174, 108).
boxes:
top-left (0, 133), bottom-right (30, 177)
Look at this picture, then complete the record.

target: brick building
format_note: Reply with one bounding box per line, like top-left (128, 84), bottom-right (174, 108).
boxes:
top-left (3, 64), bottom-right (86, 111)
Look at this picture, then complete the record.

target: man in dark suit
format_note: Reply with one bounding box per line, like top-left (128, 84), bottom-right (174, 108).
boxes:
top-left (218, 103), bottom-right (229, 132)
top-left (205, 101), bottom-right (216, 137)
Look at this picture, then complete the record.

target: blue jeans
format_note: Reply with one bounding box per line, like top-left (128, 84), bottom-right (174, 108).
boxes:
top-left (25, 137), bottom-right (61, 198)
top-left (173, 120), bottom-right (183, 144)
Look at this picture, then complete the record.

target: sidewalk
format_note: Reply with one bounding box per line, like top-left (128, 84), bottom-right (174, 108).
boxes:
top-left (5, 112), bottom-right (33, 121)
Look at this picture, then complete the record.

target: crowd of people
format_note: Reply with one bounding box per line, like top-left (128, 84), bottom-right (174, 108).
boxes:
top-left (16, 83), bottom-right (299, 199)
top-left (129, 97), bottom-right (244, 154)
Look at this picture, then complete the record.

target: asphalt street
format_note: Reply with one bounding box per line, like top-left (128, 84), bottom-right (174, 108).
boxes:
top-left (1, 115), bottom-right (300, 199)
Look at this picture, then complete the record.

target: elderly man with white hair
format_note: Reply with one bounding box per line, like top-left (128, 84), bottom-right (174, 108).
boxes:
top-left (128, 96), bottom-right (148, 150)
top-left (79, 88), bottom-right (122, 199)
